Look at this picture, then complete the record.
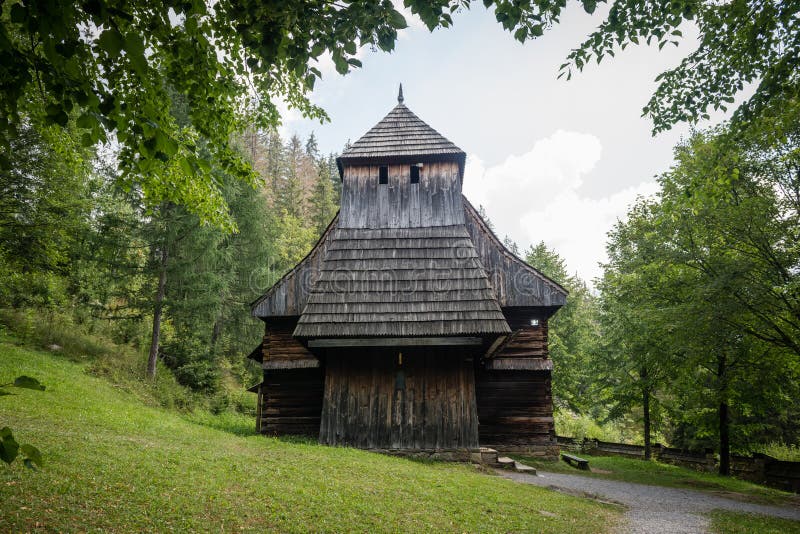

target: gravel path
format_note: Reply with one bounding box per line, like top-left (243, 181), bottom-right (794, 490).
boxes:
top-left (501, 469), bottom-right (800, 533)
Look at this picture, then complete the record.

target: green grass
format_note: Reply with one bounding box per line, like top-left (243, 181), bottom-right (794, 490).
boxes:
top-left (708, 510), bottom-right (800, 533)
top-left (514, 453), bottom-right (798, 507)
top-left (0, 342), bottom-right (622, 532)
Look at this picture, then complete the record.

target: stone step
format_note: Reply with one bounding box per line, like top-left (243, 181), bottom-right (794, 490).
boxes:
top-left (497, 456), bottom-right (515, 467)
top-left (479, 447), bottom-right (499, 465)
top-left (512, 461), bottom-right (536, 474)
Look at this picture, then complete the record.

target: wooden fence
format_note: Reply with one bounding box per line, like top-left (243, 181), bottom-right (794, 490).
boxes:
top-left (556, 436), bottom-right (800, 493)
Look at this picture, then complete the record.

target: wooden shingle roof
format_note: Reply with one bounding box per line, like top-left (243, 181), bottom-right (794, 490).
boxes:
top-left (292, 225), bottom-right (511, 338)
top-left (338, 95), bottom-right (465, 163)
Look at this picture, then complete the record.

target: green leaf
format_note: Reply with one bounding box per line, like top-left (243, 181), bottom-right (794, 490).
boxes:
top-left (583, 0), bottom-right (597, 14)
top-left (310, 42), bottom-right (325, 57)
top-left (333, 53), bottom-right (348, 75)
top-left (97, 29), bottom-right (124, 58)
top-left (20, 444), bottom-right (42, 468)
top-left (14, 376), bottom-right (45, 391)
top-left (124, 33), bottom-right (147, 73)
top-left (76, 113), bottom-right (96, 129)
top-left (344, 41), bottom-right (356, 55)
top-left (179, 157), bottom-right (193, 176)
top-left (388, 10), bottom-right (408, 30)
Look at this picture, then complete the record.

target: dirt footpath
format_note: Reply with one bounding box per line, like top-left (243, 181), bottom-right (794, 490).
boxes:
top-left (501, 469), bottom-right (800, 533)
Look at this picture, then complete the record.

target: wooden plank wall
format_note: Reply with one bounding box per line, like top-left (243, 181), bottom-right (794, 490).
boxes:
top-left (339, 163), bottom-right (464, 228)
top-left (319, 348), bottom-right (479, 449)
top-left (259, 368), bottom-right (324, 437)
top-left (475, 368), bottom-right (555, 447)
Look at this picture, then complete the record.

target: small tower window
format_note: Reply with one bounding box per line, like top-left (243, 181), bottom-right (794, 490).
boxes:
top-left (530, 318), bottom-right (540, 327)
top-left (379, 166), bottom-right (388, 184)
top-left (410, 165), bottom-right (420, 184)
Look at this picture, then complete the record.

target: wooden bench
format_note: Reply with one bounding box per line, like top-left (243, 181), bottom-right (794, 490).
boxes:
top-left (561, 452), bottom-right (590, 470)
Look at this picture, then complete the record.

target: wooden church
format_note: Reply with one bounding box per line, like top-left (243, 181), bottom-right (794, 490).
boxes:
top-left (248, 87), bottom-right (567, 458)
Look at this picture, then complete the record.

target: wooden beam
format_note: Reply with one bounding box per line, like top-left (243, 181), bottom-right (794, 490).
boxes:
top-left (485, 358), bottom-right (553, 371)
top-left (484, 334), bottom-right (508, 358)
top-left (308, 337), bottom-right (483, 348)
top-left (263, 359), bottom-right (320, 370)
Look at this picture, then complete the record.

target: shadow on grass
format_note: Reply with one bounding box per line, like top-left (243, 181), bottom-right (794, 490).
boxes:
top-left (183, 411), bottom-right (257, 436)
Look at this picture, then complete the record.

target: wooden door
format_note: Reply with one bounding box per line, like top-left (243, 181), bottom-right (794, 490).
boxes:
top-left (319, 348), bottom-right (479, 450)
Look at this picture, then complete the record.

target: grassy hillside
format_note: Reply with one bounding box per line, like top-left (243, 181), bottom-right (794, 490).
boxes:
top-left (0, 342), bottom-right (622, 532)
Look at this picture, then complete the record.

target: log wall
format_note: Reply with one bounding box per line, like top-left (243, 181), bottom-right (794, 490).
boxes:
top-left (319, 348), bottom-right (479, 449)
top-left (262, 317), bottom-right (318, 369)
top-left (475, 368), bottom-right (556, 452)
top-left (259, 368), bottom-right (324, 437)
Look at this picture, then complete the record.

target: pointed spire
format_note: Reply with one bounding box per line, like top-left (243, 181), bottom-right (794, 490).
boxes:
top-left (397, 83), bottom-right (404, 104)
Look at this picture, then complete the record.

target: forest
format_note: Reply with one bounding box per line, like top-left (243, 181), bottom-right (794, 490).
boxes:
top-left (1, 91), bottom-right (340, 414)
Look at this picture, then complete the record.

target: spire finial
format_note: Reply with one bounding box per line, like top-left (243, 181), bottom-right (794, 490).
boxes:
top-left (398, 83), bottom-right (404, 104)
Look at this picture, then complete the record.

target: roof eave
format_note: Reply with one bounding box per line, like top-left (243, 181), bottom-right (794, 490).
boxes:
top-left (336, 152), bottom-right (466, 180)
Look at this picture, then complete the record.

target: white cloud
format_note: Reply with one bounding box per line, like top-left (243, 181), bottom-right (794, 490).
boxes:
top-left (463, 130), bottom-right (658, 284)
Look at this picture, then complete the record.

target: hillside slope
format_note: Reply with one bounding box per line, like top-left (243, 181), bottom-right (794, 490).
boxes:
top-left (0, 342), bottom-right (621, 532)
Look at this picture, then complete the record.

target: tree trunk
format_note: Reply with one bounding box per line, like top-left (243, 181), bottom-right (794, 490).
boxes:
top-left (643, 385), bottom-right (652, 460)
top-left (210, 317), bottom-right (223, 348)
top-left (718, 354), bottom-right (730, 476)
top-left (146, 246), bottom-right (168, 380)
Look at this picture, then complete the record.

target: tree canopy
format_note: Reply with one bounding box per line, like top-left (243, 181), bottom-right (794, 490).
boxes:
top-left (3, 0), bottom-right (797, 225)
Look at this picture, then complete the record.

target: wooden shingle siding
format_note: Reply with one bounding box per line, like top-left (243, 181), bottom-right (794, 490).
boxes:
top-left (319, 348), bottom-right (479, 449)
top-left (293, 225), bottom-right (510, 338)
top-left (250, 215), bottom-right (337, 318)
top-left (463, 199), bottom-right (568, 308)
top-left (338, 103), bottom-right (464, 161)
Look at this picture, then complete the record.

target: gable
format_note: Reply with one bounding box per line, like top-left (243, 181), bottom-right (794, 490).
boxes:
top-left (463, 198), bottom-right (568, 309)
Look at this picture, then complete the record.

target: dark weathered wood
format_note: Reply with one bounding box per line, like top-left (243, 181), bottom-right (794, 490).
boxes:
top-left (262, 317), bottom-right (319, 369)
top-left (250, 215), bottom-right (337, 318)
top-left (293, 224), bottom-right (510, 338)
top-left (486, 358), bottom-right (553, 370)
top-left (259, 368), bottom-right (324, 437)
top-left (463, 198), bottom-right (567, 309)
top-left (476, 368), bottom-right (556, 448)
top-left (337, 102), bottom-right (465, 168)
top-left (319, 348), bottom-right (479, 449)
top-left (249, 94), bottom-right (564, 455)
top-left (339, 162), bottom-right (464, 229)
top-left (308, 337), bottom-right (483, 348)
top-left (562, 453), bottom-right (590, 470)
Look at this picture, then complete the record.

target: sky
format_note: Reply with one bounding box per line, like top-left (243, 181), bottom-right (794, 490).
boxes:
top-left (280, 3), bottom-right (738, 285)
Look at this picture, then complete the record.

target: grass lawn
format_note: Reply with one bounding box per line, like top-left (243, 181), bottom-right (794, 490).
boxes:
top-left (514, 452), bottom-right (799, 507)
top-left (708, 510), bottom-right (800, 534)
top-left (0, 342), bottom-right (622, 532)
